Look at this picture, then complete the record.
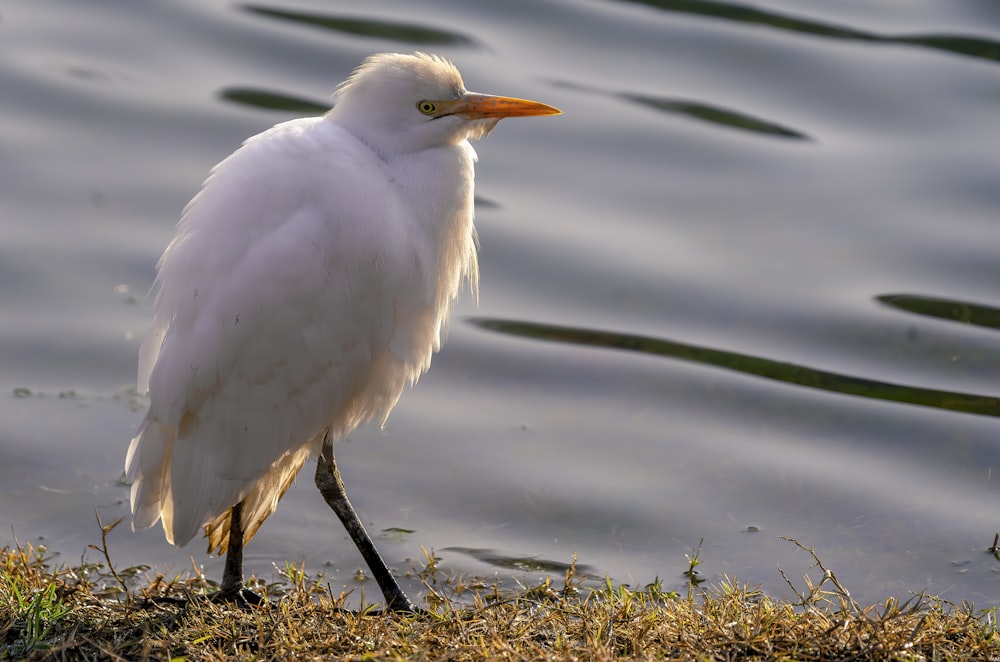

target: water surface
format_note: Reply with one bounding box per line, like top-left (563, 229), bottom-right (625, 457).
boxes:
top-left (2, 0), bottom-right (999, 607)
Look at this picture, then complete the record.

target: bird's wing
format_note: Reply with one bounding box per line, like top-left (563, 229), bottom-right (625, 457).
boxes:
top-left (127, 118), bottom-right (426, 546)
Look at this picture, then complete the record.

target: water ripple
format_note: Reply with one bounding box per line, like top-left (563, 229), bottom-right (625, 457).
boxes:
top-left (220, 88), bottom-right (330, 114)
top-left (242, 4), bottom-right (476, 45)
top-left (551, 80), bottom-right (809, 140)
top-left (443, 547), bottom-right (599, 578)
top-left (877, 294), bottom-right (1000, 332)
top-left (470, 317), bottom-right (1000, 418)
top-left (621, 94), bottom-right (809, 140)
top-left (608, 0), bottom-right (1000, 64)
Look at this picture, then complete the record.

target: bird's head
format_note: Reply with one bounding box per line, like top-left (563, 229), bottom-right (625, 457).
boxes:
top-left (328, 52), bottom-right (560, 158)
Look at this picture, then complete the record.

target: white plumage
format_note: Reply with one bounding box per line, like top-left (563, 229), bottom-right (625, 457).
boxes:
top-left (124, 52), bottom-right (559, 602)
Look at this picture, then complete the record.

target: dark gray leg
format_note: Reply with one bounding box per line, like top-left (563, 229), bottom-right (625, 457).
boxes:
top-left (214, 501), bottom-right (263, 606)
top-left (314, 432), bottom-right (418, 613)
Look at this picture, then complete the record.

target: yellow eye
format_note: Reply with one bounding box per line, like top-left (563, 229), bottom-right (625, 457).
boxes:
top-left (417, 100), bottom-right (437, 115)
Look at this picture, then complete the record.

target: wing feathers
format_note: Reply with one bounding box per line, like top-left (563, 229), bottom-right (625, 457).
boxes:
top-left (127, 114), bottom-right (477, 549)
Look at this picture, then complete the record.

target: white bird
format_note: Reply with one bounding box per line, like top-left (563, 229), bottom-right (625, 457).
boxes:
top-left (125, 52), bottom-right (560, 609)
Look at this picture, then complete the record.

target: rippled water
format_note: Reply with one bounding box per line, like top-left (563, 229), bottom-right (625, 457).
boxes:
top-left (3, 0), bottom-right (999, 607)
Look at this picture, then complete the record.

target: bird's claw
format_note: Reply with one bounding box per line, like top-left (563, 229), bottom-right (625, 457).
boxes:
top-left (211, 587), bottom-right (268, 609)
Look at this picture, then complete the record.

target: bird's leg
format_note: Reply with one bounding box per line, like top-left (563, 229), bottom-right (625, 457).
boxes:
top-left (315, 432), bottom-right (419, 613)
top-left (213, 500), bottom-right (264, 607)
top-left (221, 501), bottom-right (247, 594)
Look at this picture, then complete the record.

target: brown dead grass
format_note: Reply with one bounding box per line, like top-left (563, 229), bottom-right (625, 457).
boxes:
top-left (1, 531), bottom-right (998, 661)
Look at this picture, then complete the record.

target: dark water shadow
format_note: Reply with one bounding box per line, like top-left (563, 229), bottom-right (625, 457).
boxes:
top-left (468, 317), bottom-right (1000, 419)
top-left (877, 293), bottom-right (1000, 332)
top-left (242, 4), bottom-right (476, 46)
top-left (622, 93), bottom-right (809, 140)
top-left (220, 88), bottom-right (331, 114)
top-left (607, 0), bottom-right (1000, 64)
top-left (443, 546), bottom-right (599, 578)
top-left (551, 80), bottom-right (810, 141)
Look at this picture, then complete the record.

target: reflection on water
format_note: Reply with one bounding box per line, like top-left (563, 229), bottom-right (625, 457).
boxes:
top-left (220, 88), bottom-right (330, 114)
top-left (611, 0), bottom-right (1000, 64)
top-left (444, 547), bottom-right (599, 579)
top-left (552, 79), bottom-right (810, 140)
top-left (471, 317), bottom-right (1000, 418)
top-left (878, 294), bottom-right (1000, 332)
top-left (242, 4), bottom-right (476, 45)
top-left (617, 94), bottom-right (807, 140)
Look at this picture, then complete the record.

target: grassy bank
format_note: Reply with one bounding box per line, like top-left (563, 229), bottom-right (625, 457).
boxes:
top-left (1, 529), bottom-right (998, 660)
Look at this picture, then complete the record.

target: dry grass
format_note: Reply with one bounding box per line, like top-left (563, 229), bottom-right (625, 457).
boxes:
top-left (1, 526), bottom-right (998, 661)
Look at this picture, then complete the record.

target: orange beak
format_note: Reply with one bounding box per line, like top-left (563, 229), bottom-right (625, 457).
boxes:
top-left (438, 93), bottom-right (561, 119)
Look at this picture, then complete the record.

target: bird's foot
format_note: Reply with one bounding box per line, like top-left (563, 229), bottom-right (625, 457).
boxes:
top-left (365, 597), bottom-right (426, 616)
top-left (389, 600), bottom-right (423, 615)
top-left (211, 586), bottom-right (267, 609)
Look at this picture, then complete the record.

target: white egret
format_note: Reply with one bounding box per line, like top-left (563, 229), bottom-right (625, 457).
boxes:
top-left (125, 52), bottom-right (560, 609)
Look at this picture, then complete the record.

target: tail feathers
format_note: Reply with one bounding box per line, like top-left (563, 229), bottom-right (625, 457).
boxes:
top-left (168, 455), bottom-right (242, 549)
top-left (205, 443), bottom-right (313, 554)
top-left (127, 415), bottom-right (316, 553)
top-left (125, 417), bottom-right (222, 548)
top-left (126, 420), bottom-right (175, 535)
